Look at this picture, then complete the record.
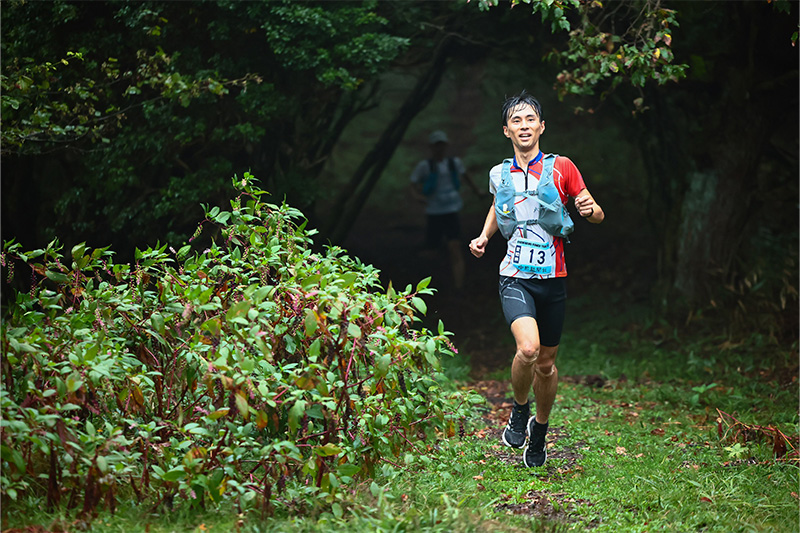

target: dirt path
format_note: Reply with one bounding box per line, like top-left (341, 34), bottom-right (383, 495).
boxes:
top-left (467, 379), bottom-right (598, 526)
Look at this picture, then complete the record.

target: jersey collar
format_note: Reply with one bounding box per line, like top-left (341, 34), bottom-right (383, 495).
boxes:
top-left (511, 151), bottom-right (544, 174)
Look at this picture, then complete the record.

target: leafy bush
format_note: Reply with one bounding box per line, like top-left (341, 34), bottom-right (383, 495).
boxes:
top-left (0, 174), bottom-right (482, 518)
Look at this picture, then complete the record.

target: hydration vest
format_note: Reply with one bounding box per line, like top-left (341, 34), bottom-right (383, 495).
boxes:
top-left (494, 153), bottom-right (575, 240)
top-left (422, 157), bottom-right (460, 196)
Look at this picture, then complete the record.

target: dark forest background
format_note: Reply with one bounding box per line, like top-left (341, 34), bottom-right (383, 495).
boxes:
top-left (2, 0), bottom-right (798, 371)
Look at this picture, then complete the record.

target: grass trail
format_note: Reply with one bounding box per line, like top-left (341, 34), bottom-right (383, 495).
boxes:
top-left (4, 298), bottom-right (798, 532)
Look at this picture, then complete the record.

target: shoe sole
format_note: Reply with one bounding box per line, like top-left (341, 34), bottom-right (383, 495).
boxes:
top-left (501, 428), bottom-right (525, 449)
top-left (523, 446), bottom-right (547, 468)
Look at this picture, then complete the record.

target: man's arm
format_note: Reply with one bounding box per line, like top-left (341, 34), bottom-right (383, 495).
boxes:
top-left (410, 181), bottom-right (427, 203)
top-left (574, 189), bottom-right (604, 224)
top-left (409, 161), bottom-right (428, 204)
top-left (469, 203), bottom-right (499, 258)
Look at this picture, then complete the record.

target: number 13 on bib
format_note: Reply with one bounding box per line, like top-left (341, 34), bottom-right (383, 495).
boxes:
top-left (512, 238), bottom-right (554, 275)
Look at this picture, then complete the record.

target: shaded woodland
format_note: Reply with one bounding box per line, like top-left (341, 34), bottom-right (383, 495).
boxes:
top-left (2, 0), bottom-right (798, 349)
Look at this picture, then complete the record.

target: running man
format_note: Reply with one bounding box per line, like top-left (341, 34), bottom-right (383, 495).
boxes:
top-left (468, 91), bottom-right (604, 467)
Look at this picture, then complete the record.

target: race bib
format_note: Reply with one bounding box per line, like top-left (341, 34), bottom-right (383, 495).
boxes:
top-left (512, 238), bottom-right (554, 274)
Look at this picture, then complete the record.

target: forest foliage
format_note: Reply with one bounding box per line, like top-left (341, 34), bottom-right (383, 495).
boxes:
top-left (0, 175), bottom-right (483, 515)
top-left (1, 1), bottom-right (797, 529)
top-left (1, 0), bottom-right (690, 248)
top-left (3, 1), bottom-right (796, 317)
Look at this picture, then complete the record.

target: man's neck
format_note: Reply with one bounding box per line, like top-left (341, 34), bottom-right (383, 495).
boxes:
top-left (514, 147), bottom-right (541, 170)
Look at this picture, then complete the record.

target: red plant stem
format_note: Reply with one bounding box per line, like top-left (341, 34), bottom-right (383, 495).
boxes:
top-left (396, 428), bottom-right (425, 454)
top-left (272, 386), bottom-right (289, 403)
top-left (295, 426), bottom-right (342, 444)
top-left (378, 457), bottom-right (403, 469)
top-left (343, 340), bottom-right (358, 384)
top-left (409, 415), bottom-right (436, 427)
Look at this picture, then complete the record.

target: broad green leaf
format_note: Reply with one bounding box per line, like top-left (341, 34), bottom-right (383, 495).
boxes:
top-left (8, 338), bottom-right (37, 353)
top-left (150, 313), bottom-right (166, 336)
top-left (308, 338), bottom-right (321, 358)
top-left (235, 391), bottom-right (249, 418)
top-left (71, 242), bottom-right (87, 260)
top-left (416, 276), bottom-right (431, 292)
top-left (347, 323), bottom-right (361, 339)
top-left (301, 274), bottom-right (321, 289)
top-left (208, 408), bottom-right (230, 420)
top-left (375, 353), bottom-right (391, 379)
top-left (315, 443), bottom-right (342, 457)
top-left (306, 403), bottom-right (324, 419)
top-left (288, 400), bottom-right (307, 433)
top-left (67, 374), bottom-right (83, 393)
top-left (226, 300), bottom-right (251, 322)
top-left (304, 308), bottom-right (318, 336)
top-left (1, 445), bottom-right (25, 472)
top-left (339, 272), bottom-right (358, 288)
top-left (241, 357), bottom-right (255, 373)
top-left (45, 270), bottom-right (70, 283)
top-left (201, 318), bottom-right (221, 336)
top-left (162, 467), bottom-right (186, 482)
top-left (337, 463), bottom-right (360, 477)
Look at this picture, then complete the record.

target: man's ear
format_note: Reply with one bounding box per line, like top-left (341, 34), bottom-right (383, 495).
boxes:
top-left (540, 121), bottom-right (545, 134)
top-left (503, 126), bottom-right (510, 138)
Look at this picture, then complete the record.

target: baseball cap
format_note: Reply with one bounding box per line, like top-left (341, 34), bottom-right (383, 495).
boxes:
top-left (428, 130), bottom-right (449, 144)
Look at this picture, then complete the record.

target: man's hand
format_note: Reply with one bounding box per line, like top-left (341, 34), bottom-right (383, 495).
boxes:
top-left (410, 184), bottom-right (428, 204)
top-left (469, 236), bottom-right (488, 258)
top-left (574, 194), bottom-right (595, 218)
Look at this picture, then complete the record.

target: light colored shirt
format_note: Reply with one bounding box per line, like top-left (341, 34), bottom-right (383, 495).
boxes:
top-left (410, 157), bottom-right (466, 215)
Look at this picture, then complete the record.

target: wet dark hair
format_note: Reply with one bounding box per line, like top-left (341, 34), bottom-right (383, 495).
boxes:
top-left (501, 90), bottom-right (543, 126)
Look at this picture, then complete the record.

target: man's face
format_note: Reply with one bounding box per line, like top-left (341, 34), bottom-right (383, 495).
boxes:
top-left (503, 103), bottom-right (545, 152)
top-left (430, 141), bottom-right (447, 160)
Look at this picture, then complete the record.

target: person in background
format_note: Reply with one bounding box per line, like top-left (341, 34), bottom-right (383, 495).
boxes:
top-left (468, 91), bottom-right (604, 467)
top-left (410, 130), bottom-right (483, 290)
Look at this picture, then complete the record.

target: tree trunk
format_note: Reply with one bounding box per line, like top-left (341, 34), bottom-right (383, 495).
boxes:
top-left (323, 37), bottom-right (454, 244)
top-left (640, 1), bottom-right (796, 307)
top-left (673, 90), bottom-right (768, 303)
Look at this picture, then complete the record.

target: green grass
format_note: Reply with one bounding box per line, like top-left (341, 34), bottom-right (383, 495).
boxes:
top-left (4, 300), bottom-right (797, 532)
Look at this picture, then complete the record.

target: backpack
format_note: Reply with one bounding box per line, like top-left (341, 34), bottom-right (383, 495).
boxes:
top-left (494, 153), bottom-right (575, 240)
top-left (422, 157), bottom-right (460, 196)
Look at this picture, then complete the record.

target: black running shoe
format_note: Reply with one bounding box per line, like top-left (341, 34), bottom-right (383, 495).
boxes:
top-left (524, 418), bottom-right (548, 467)
top-left (501, 401), bottom-right (529, 448)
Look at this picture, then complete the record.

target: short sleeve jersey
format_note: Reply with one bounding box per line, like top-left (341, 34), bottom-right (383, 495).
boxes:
top-left (488, 152), bottom-right (586, 279)
top-left (410, 157), bottom-right (466, 215)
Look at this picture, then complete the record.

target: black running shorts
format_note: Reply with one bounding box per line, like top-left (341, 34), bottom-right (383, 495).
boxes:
top-left (498, 276), bottom-right (567, 347)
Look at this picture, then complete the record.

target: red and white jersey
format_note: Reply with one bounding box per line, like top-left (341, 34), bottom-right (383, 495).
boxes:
top-left (488, 152), bottom-right (586, 279)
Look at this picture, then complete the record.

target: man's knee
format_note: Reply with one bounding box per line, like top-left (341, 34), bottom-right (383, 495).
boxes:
top-left (515, 342), bottom-right (540, 366)
top-left (535, 361), bottom-right (556, 377)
